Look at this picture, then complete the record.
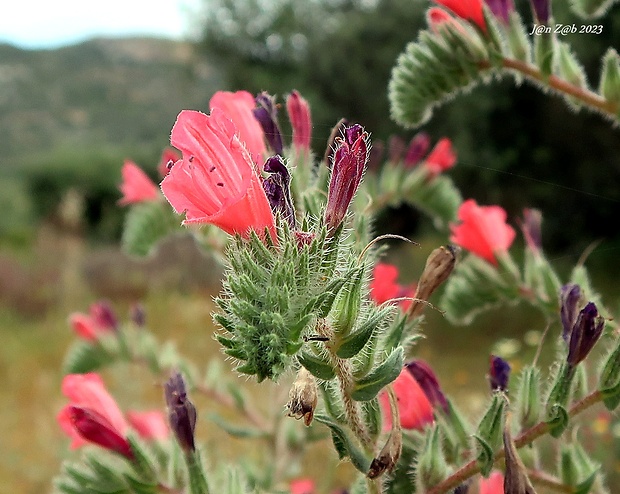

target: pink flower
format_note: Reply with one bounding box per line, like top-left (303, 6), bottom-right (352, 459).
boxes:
top-left (161, 109), bottom-right (276, 239)
top-left (209, 90), bottom-right (266, 164)
top-left (69, 301), bottom-right (117, 341)
top-left (369, 263), bottom-right (416, 312)
top-left (450, 199), bottom-right (516, 265)
top-left (118, 160), bottom-right (160, 205)
top-left (427, 7), bottom-right (457, 31)
top-left (379, 368), bottom-right (434, 431)
top-left (479, 471), bottom-right (505, 494)
top-left (289, 478), bottom-right (315, 494)
top-left (57, 374), bottom-right (132, 458)
top-left (434, 0), bottom-right (487, 32)
top-left (286, 90), bottom-right (312, 152)
top-left (126, 410), bottom-right (169, 440)
top-left (424, 138), bottom-right (456, 178)
top-left (158, 147), bottom-right (181, 178)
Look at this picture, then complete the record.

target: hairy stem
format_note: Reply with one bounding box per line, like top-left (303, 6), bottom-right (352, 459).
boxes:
top-left (426, 390), bottom-right (603, 494)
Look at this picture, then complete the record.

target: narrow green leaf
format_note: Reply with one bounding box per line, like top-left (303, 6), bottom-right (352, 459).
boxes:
top-left (298, 351), bottom-right (336, 380)
top-left (314, 413), bottom-right (372, 474)
top-left (335, 308), bottom-right (385, 359)
top-left (351, 347), bottom-right (404, 401)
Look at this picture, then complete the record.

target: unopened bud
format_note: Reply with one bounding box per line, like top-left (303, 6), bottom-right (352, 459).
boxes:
top-left (286, 90), bottom-right (312, 152)
top-left (406, 360), bottom-right (449, 414)
top-left (530, 0), bottom-right (550, 24)
top-left (560, 284), bottom-right (582, 341)
top-left (90, 300), bottom-right (118, 332)
top-left (367, 428), bottom-right (402, 479)
top-left (403, 131), bottom-right (430, 168)
top-left (263, 156), bottom-right (296, 229)
top-left (489, 355), bottom-right (511, 393)
top-left (164, 371), bottom-right (197, 453)
top-left (68, 406), bottom-right (133, 459)
top-left (408, 245), bottom-right (458, 318)
top-left (253, 92), bottom-right (283, 155)
top-left (286, 367), bottom-right (318, 426)
top-left (567, 302), bottom-right (605, 368)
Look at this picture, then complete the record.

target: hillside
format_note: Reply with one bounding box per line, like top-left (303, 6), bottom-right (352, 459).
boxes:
top-left (0, 37), bottom-right (220, 169)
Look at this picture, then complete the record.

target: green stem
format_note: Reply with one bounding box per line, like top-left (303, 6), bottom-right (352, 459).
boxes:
top-left (426, 390), bottom-right (603, 494)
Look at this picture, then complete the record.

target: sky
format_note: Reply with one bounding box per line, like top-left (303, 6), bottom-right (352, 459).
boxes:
top-left (0, 0), bottom-right (201, 49)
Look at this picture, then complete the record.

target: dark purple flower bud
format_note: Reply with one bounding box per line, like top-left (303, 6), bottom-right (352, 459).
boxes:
top-left (324, 118), bottom-right (348, 169)
top-left (253, 92), bottom-right (283, 155)
top-left (367, 139), bottom-right (384, 172)
top-left (404, 132), bottom-right (431, 168)
top-left (518, 208), bottom-right (543, 254)
top-left (130, 303), bottom-right (146, 327)
top-left (406, 360), bottom-right (449, 414)
top-left (324, 124), bottom-right (369, 233)
top-left (484, 0), bottom-right (514, 25)
top-left (489, 355), bottom-right (511, 392)
top-left (530, 0), bottom-right (550, 24)
top-left (68, 406), bottom-right (133, 459)
top-left (164, 372), bottom-right (197, 453)
top-left (567, 302), bottom-right (605, 367)
top-left (90, 300), bottom-right (118, 332)
top-left (263, 155), bottom-right (296, 229)
top-left (560, 284), bottom-right (582, 342)
top-left (387, 135), bottom-right (406, 164)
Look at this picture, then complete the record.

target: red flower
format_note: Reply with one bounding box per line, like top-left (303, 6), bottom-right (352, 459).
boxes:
top-left (57, 374), bottom-right (132, 458)
top-left (286, 90), bottom-right (313, 152)
top-left (69, 301), bottom-right (117, 341)
top-left (434, 0), bottom-right (486, 32)
top-left (379, 368), bottom-right (434, 431)
top-left (118, 160), bottom-right (160, 205)
top-left (158, 147), bottom-right (181, 178)
top-left (126, 410), bottom-right (170, 440)
top-left (424, 138), bottom-right (456, 178)
top-left (370, 263), bottom-right (416, 312)
top-left (289, 478), bottom-right (315, 494)
top-left (209, 90), bottom-right (266, 164)
top-left (450, 199), bottom-right (516, 265)
top-left (161, 109), bottom-right (276, 239)
top-left (479, 471), bottom-right (505, 494)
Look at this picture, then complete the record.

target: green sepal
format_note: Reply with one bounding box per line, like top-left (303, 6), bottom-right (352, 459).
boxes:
top-left (298, 351), bottom-right (336, 380)
top-left (507, 12), bottom-right (531, 63)
top-left (62, 462), bottom-right (105, 489)
top-left (559, 441), bottom-right (600, 494)
top-left (62, 339), bottom-right (113, 374)
top-left (314, 413), bottom-right (372, 474)
top-left (473, 434), bottom-right (496, 477)
top-left (598, 336), bottom-right (620, 410)
top-left (83, 452), bottom-right (129, 490)
top-left (437, 401), bottom-right (471, 462)
top-left (574, 471), bottom-right (600, 494)
top-left (126, 435), bottom-right (157, 482)
top-left (516, 366), bottom-right (542, 430)
top-left (53, 476), bottom-right (90, 494)
top-left (534, 30), bottom-right (554, 78)
top-left (320, 380), bottom-right (345, 419)
top-left (416, 425), bottom-right (451, 490)
top-left (335, 306), bottom-right (391, 358)
top-left (351, 347), bottom-right (404, 401)
top-left (546, 404), bottom-right (570, 438)
top-left (123, 474), bottom-right (158, 494)
top-left (475, 393), bottom-right (507, 473)
top-left (122, 201), bottom-right (180, 257)
top-left (208, 413), bottom-right (269, 439)
top-left (545, 362), bottom-right (575, 437)
top-left (332, 266), bottom-right (364, 337)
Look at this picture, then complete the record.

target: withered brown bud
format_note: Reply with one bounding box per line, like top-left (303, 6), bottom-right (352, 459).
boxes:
top-left (503, 421), bottom-right (537, 494)
top-left (286, 367), bottom-right (318, 426)
top-left (367, 428), bottom-right (402, 479)
top-left (408, 244), bottom-right (459, 318)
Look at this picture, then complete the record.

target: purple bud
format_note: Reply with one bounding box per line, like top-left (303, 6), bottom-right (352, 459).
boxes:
top-left (404, 132), bottom-right (431, 168)
top-left (488, 355), bottom-right (511, 392)
top-left (164, 372), bottom-right (197, 453)
top-left (567, 302), bottom-right (605, 367)
top-left (253, 92), bottom-right (283, 155)
top-left (324, 124), bottom-right (369, 233)
top-left (387, 135), bottom-right (406, 164)
top-left (530, 0), bottom-right (550, 24)
top-left (484, 0), bottom-right (514, 25)
top-left (406, 360), bottom-right (449, 414)
top-left (263, 156), bottom-right (296, 229)
top-left (560, 284), bottom-right (582, 342)
top-left (90, 300), bottom-right (118, 332)
top-left (519, 208), bottom-right (543, 254)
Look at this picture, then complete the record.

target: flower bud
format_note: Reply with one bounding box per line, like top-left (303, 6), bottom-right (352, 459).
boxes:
top-left (530, 0), bottom-right (550, 24)
top-left (263, 155), bottom-right (296, 229)
top-left (560, 284), bottom-right (582, 341)
top-left (68, 406), bottom-right (133, 459)
top-left (90, 300), bottom-right (118, 332)
top-left (164, 372), bottom-right (197, 453)
top-left (488, 355), bottom-right (511, 393)
top-left (518, 208), bottom-right (543, 254)
top-left (253, 92), bottom-right (283, 155)
top-left (567, 302), bottom-right (605, 367)
top-left (286, 90), bottom-right (312, 152)
top-left (286, 367), bottom-right (318, 426)
top-left (424, 138), bottom-right (456, 178)
top-left (403, 131), bottom-right (430, 168)
top-left (484, 0), bottom-right (515, 25)
top-left (324, 124), bottom-right (369, 233)
top-left (406, 360), bottom-right (449, 414)
top-left (600, 49), bottom-right (620, 105)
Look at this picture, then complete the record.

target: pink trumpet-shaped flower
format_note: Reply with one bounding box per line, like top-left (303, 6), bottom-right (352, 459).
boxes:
top-left (126, 410), bottom-right (170, 440)
top-left (479, 471), bottom-right (505, 494)
top-left (161, 109), bottom-right (276, 239)
top-left (286, 90), bottom-right (312, 152)
top-left (69, 300), bottom-right (117, 341)
top-left (379, 368), bottom-right (434, 431)
top-left (424, 137), bottom-right (456, 178)
top-left (57, 374), bottom-right (131, 455)
top-left (450, 199), bottom-right (516, 265)
top-left (209, 90), bottom-right (266, 164)
top-left (118, 160), bottom-right (160, 205)
top-left (435, 0), bottom-right (487, 32)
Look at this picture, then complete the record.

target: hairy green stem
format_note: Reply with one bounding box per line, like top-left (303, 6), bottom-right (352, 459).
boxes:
top-left (426, 390), bottom-right (603, 494)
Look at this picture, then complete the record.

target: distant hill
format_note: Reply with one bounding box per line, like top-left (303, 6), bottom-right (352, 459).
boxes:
top-left (0, 37), bottom-right (221, 169)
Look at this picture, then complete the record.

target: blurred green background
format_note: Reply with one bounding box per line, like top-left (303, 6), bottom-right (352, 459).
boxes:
top-left (1, 0), bottom-right (620, 492)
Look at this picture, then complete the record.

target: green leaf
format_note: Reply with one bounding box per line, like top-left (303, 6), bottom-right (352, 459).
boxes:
top-left (600, 336), bottom-right (620, 410)
top-left (335, 307), bottom-right (388, 359)
top-left (314, 413), bottom-right (372, 474)
top-left (351, 347), bottom-right (404, 401)
top-left (298, 351), bottom-right (336, 380)
top-left (126, 435), bottom-right (157, 482)
top-left (473, 435), bottom-right (495, 477)
top-left (122, 201), bottom-right (180, 257)
top-left (62, 340), bottom-right (113, 374)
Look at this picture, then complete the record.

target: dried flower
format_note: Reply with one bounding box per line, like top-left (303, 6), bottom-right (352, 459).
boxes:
top-left (118, 160), bottom-right (159, 205)
top-left (530, 0), bottom-right (550, 24)
top-left (518, 208), bottom-right (543, 254)
top-left (408, 245), bottom-right (457, 317)
top-left (450, 199), bottom-right (516, 265)
top-left (286, 367), bottom-right (318, 426)
top-left (560, 284), bottom-right (582, 342)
